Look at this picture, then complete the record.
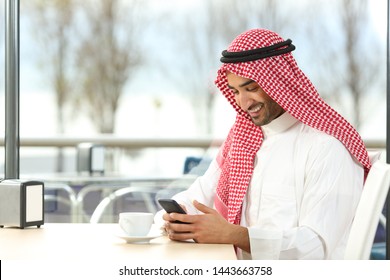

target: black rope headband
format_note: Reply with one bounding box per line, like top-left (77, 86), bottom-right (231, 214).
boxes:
top-left (220, 39), bottom-right (295, 63)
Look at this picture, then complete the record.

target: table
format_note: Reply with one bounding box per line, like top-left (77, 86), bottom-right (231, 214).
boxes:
top-left (0, 223), bottom-right (237, 260)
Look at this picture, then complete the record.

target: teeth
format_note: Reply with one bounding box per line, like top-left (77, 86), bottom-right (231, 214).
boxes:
top-left (248, 104), bottom-right (262, 113)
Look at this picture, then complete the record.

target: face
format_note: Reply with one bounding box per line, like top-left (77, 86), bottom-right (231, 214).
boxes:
top-left (227, 72), bottom-right (285, 126)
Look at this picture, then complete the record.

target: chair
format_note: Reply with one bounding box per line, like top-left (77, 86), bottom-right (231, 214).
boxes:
top-left (183, 156), bottom-right (212, 175)
top-left (44, 183), bottom-right (78, 223)
top-left (89, 186), bottom-right (161, 223)
top-left (344, 159), bottom-right (390, 259)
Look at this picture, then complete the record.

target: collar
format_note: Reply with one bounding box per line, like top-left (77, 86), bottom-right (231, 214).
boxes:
top-left (261, 111), bottom-right (298, 138)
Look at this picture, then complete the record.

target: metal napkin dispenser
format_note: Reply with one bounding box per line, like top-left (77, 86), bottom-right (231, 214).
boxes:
top-left (0, 179), bottom-right (44, 229)
top-left (77, 143), bottom-right (105, 174)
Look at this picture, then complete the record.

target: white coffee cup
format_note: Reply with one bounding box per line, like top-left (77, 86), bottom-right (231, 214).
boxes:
top-left (119, 212), bottom-right (154, 236)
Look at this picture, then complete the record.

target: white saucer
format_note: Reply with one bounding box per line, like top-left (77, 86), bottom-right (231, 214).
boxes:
top-left (117, 233), bottom-right (162, 243)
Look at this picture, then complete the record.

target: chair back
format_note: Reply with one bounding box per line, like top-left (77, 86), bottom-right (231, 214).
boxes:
top-left (89, 186), bottom-right (161, 223)
top-left (344, 159), bottom-right (390, 259)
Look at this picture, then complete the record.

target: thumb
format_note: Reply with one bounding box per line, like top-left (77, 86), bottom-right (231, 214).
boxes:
top-left (193, 200), bottom-right (215, 214)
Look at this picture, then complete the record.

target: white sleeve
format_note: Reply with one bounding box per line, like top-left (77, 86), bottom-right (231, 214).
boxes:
top-left (247, 226), bottom-right (324, 259)
top-left (154, 159), bottom-right (221, 224)
top-left (172, 159), bottom-right (221, 214)
top-left (247, 139), bottom-right (363, 260)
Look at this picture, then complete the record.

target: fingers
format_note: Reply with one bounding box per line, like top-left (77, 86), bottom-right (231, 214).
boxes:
top-left (164, 221), bottom-right (192, 236)
top-left (164, 222), bottom-right (197, 242)
top-left (167, 200), bottom-right (216, 223)
top-left (168, 212), bottom-right (193, 224)
top-left (168, 231), bottom-right (196, 242)
top-left (193, 200), bottom-right (216, 214)
top-left (162, 212), bottom-right (177, 223)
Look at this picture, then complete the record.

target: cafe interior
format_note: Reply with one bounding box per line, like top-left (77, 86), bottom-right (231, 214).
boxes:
top-left (0, 0), bottom-right (389, 262)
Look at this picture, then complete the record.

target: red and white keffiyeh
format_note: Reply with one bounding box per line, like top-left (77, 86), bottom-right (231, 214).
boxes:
top-left (214, 29), bottom-right (371, 225)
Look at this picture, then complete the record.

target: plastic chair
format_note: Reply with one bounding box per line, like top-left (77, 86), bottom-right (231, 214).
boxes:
top-left (344, 159), bottom-right (390, 259)
top-left (89, 186), bottom-right (161, 223)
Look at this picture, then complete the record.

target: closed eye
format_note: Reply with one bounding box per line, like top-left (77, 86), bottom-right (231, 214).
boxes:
top-left (247, 85), bottom-right (259, 92)
top-left (228, 85), bottom-right (239, 95)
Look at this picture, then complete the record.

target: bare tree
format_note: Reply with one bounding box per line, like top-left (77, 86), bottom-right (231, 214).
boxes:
top-left (339, 0), bottom-right (383, 129)
top-left (161, 0), bottom-right (295, 135)
top-left (75, 0), bottom-right (144, 134)
top-left (26, 0), bottom-right (76, 171)
top-left (0, 4), bottom-right (4, 94)
top-left (27, 0), bottom-right (75, 132)
top-left (305, 0), bottom-right (383, 130)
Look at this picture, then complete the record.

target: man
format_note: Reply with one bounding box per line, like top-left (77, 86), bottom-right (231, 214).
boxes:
top-left (158, 29), bottom-right (371, 259)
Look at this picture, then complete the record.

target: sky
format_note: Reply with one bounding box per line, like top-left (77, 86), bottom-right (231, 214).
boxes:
top-left (370, 0), bottom-right (388, 40)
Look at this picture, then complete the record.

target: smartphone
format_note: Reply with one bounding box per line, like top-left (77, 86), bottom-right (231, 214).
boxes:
top-left (158, 198), bottom-right (187, 214)
top-left (158, 198), bottom-right (188, 223)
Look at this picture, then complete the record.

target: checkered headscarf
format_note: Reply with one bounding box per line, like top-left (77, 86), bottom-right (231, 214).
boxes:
top-left (214, 29), bottom-right (371, 224)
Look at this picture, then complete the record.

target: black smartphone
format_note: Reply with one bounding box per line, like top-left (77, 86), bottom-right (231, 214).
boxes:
top-left (158, 198), bottom-right (188, 223)
top-left (158, 198), bottom-right (187, 214)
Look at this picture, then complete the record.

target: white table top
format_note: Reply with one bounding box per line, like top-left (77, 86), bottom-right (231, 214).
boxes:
top-left (0, 223), bottom-right (237, 260)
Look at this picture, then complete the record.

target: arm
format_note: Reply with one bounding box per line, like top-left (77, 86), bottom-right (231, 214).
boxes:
top-left (159, 160), bottom-right (251, 251)
top-left (172, 159), bottom-right (221, 211)
top-left (248, 138), bottom-right (364, 259)
top-left (154, 159), bottom-right (221, 225)
top-left (292, 140), bottom-right (363, 258)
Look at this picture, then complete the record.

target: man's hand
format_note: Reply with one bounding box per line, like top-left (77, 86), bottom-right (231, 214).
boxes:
top-left (163, 200), bottom-right (250, 252)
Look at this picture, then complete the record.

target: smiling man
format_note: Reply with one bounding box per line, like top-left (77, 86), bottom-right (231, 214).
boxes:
top-left (227, 73), bottom-right (285, 126)
top-left (158, 29), bottom-right (371, 260)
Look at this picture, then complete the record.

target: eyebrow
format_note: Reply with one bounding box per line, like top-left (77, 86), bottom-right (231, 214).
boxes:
top-left (228, 80), bottom-right (256, 89)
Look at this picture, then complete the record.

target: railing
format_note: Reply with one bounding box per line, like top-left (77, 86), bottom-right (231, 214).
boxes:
top-left (0, 136), bottom-right (384, 149)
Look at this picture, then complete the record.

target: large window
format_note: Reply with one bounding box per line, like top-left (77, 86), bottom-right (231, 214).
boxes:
top-left (1, 0), bottom-right (383, 177)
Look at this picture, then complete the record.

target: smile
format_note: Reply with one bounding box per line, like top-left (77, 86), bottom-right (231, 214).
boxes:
top-left (247, 104), bottom-right (263, 117)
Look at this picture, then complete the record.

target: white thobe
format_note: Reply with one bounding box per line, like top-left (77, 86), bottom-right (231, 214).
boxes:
top-left (159, 112), bottom-right (364, 260)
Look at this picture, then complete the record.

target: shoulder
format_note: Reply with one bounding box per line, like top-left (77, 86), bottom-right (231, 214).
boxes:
top-left (298, 124), bottom-right (357, 163)
top-left (300, 124), bottom-right (346, 148)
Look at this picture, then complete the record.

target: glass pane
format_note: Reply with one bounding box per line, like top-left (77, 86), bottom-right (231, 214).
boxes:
top-left (9, 0), bottom-right (387, 223)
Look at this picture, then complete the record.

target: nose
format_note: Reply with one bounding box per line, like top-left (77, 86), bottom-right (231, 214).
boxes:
top-left (235, 91), bottom-right (253, 111)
